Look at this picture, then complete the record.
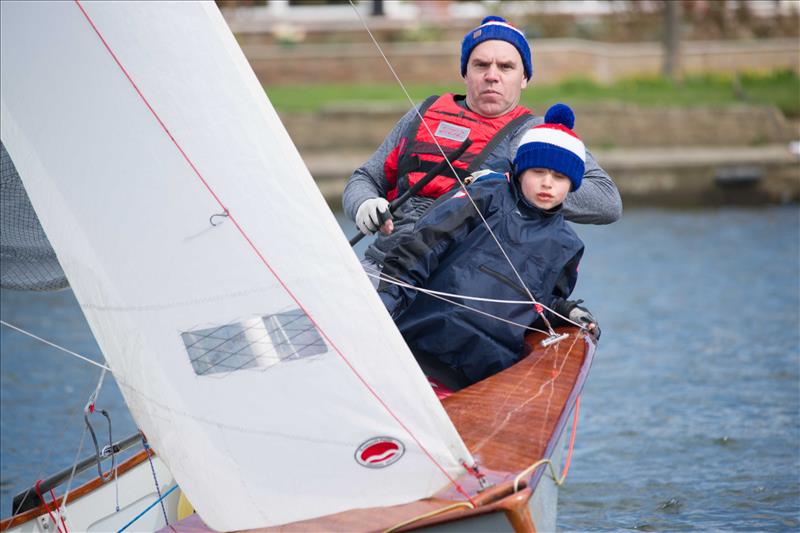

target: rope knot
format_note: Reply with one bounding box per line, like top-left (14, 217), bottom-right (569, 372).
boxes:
top-left (461, 460), bottom-right (493, 492)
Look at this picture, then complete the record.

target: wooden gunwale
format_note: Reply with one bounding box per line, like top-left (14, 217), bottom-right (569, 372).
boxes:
top-left (0, 449), bottom-right (153, 530)
top-left (165, 325), bottom-right (595, 533)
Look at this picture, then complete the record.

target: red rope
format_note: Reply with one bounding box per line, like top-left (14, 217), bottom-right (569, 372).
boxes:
top-left (561, 395), bottom-right (581, 480)
top-left (34, 481), bottom-right (68, 533)
top-left (72, 0), bottom-right (476, 506)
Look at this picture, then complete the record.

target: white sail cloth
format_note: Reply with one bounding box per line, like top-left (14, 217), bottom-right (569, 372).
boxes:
top-left (0, 1), bottom-right (473, 530)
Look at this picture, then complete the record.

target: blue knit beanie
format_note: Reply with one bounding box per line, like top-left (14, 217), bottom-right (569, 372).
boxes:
top-left (461, 16), bottom-right (532, 81)
top-left (513, 103), bottom-right (586, 191)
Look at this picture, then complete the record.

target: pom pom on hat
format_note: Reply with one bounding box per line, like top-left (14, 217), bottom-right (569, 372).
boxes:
top-left (544, 103), bottom-right (575, 129)
top-left (461, 16), bottom-right (532, 81)
top-left (513, 103), bottom-right (586, 191)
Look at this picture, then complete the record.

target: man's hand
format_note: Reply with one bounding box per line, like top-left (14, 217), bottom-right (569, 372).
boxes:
top-left (356, 198), bottom-right (394, 235)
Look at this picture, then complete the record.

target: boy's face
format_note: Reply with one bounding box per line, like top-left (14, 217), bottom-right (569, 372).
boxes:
top-left (519, 168), bottom-right (571, 210)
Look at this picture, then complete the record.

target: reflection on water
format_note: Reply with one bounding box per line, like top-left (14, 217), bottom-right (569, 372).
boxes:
top-left (2, 207), bottom-right (798, 529)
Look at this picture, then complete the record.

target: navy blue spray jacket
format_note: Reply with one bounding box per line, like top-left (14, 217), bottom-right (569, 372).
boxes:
top-left (379, 172), bottom-right (584, 386)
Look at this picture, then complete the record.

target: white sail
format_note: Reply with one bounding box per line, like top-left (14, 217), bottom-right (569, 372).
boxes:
top-left (0, 1), bottom-right (473, 530)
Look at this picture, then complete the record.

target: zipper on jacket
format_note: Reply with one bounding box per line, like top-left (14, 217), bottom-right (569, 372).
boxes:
top-left (478, 265), bottom-right (531, 300)
top-left (432, 109), bottom-right (481, 123)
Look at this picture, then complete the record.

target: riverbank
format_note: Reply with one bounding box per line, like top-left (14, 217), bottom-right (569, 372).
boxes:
top-left (240, 38), bottom-right (799, 87)
top-left (281, 103), bottom-right (799, 208)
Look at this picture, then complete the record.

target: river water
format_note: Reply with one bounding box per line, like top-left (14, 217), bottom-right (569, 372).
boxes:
top-left (1, 207), bottom-right (798, 530)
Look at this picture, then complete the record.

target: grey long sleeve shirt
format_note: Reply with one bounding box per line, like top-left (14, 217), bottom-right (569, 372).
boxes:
top-left (343, 96), bottom-right (622, 223)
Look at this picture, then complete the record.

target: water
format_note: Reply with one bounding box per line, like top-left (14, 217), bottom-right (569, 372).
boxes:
top-left (1, 207), bottom-right (798, 530)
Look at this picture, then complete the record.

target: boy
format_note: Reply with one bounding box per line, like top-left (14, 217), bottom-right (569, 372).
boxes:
top-left (378, 103), bottom-right (599, 390)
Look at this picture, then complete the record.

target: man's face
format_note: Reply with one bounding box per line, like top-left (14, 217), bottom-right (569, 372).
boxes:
top-left (464, 40), bottom-right (528, 118)
top-left (518, 168), bottom-right (571, 210)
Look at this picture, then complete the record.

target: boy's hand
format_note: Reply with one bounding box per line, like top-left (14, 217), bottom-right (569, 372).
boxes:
top-left (552, 298), bottom-right (601, 340)
top-left (568, 303), bottom-right (601, 340)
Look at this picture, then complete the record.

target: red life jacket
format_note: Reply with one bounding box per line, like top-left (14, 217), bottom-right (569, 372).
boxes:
top-left (384, 94), bottom-right (532, 201)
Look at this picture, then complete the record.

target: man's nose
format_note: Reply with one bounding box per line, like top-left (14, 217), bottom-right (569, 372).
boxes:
top-left (484, 64), bottom-right (500, 81)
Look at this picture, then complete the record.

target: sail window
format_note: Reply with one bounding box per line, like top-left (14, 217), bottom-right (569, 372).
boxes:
top-left (181, 309), bottom-right (328, 376)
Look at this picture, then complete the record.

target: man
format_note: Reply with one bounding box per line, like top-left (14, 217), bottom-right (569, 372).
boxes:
top-left (342, 16), bottom-right (622, 283)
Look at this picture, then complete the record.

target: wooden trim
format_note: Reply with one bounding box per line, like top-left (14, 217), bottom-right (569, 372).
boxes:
top-left (0, 449), bottom-right (153, 530)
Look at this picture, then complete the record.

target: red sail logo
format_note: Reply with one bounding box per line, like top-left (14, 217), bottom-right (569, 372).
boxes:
top-left (355, 437), bottom-right (405, 468)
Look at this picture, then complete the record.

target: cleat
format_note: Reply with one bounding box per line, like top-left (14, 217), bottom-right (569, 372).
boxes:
top-left (540, 332), bottom-right (569, 347)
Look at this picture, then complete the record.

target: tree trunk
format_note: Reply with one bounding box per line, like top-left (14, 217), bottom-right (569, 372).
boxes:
top-left (662, 0), bottom-right (682, 81)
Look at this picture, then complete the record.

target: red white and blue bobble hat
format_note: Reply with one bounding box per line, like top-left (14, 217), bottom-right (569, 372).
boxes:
top-left (461, 16), bottom-right (532, 81)
top-left (513, 103), bottom-right (586, 191)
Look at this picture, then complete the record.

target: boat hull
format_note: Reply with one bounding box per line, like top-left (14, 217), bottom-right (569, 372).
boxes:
top-left (0, 451), bottom-right (179, 533)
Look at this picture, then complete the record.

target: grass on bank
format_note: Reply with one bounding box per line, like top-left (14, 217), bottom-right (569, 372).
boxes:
top-left (265, 69), bottom-right (800, 117)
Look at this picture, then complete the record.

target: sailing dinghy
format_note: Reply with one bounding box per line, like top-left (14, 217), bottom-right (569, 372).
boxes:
top-left (0, 2), bottom-right (596, 532)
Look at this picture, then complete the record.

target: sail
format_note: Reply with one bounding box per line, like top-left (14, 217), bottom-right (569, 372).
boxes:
top-left (0, 1), bottom-right (473, 530)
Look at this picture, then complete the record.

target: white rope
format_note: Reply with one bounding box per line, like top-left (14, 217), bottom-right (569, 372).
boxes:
top-left (368, 268), bottom-right (545, 335)
top-left (347, 2), bottom-right (550, 322)
top-left (0, 320), bottom-right (112, 372)
top-left (58, 424), bottom-right (89, 513)
top-left (376, 274), bottom-right (533, 305)
top-left (85, 368), bottom-right (108, 411)
top-left (366, 267), bottom-right (586, 330)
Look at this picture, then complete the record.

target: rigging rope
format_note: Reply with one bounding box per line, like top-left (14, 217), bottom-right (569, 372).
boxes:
top-left (56, 425), bottom-right (89, 516)
top-left (116, 484), bottom-right (178, 533)
top-left (34, 481), bottom-right (68, 533)
top-left (61, 367), bottom-right (111, 514)
top-left (366, 267), bottom-right (587, 331)
top-left (140, 434), bottom-right (170, 527)
top-left (513, 395), bottom-right (582, 492)
top-left (0, 320), bottom-right (111, 371)
top-left (71, 0), bottom-right (477, 507)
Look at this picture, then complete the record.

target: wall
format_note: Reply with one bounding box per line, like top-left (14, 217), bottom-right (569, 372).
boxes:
top-left (243, 38), bottom-right (800, 85)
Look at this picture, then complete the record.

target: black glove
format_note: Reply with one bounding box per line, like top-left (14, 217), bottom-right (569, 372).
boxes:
top-left (551, 299), bottom-right (601, 340)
